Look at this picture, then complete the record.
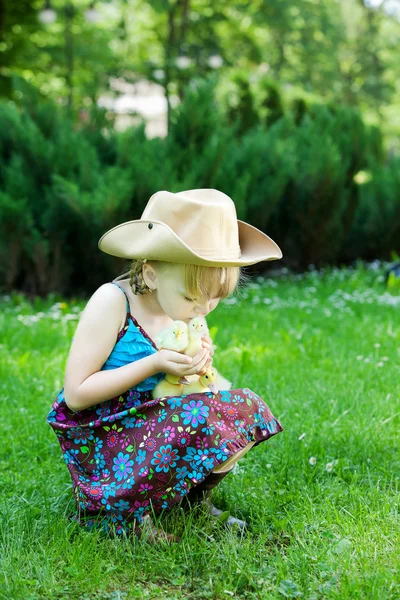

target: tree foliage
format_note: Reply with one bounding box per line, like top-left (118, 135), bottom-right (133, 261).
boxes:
top-left (1, 0), bottom-right (399, 140)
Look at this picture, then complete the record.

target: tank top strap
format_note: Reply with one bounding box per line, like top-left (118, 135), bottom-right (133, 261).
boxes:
top-left (111, 282), bottom-right (130, 316)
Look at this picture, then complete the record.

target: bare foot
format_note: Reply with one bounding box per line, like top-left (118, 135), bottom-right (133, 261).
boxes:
top-left (135, 514), bottom-right (181, 544)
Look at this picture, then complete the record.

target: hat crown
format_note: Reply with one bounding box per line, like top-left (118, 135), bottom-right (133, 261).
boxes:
top-left (142, 189), bottom-right (241, 260)
top-left (98, 187), bottom-right (282, 266)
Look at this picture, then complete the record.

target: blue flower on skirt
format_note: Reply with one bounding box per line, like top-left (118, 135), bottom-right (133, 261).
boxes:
top-left (232, 394), bottom-right (245, 404)
top-left (157, 409), bottom-right (168, 423)
top-left (210, 446), bottom-right (230, 461)
top-left (63, 449), bottom-right (79, 465)
top-left (182, 446), bottom-right (199, 463)
top-left (78, 474), bottom-right (91, 484)
top-left (135, 449), bottom-right (147, 465)
top-left (67, 427), bottom-right (94, 444)
top-left (176, 466), bottom-right (189, 480)
top-left (103, 481), bottom-right (120, 500)
top-left (114, 499), bottom-right (130, 512)
top-left (47, 408), bottom-right (57, 423)
top-left (253, 412), bottom-right (263, 424)
top-left (220, 391), bottom-right (232, 403)
top-left (110, 512), bottom-right (124, 524)
top-left (133, 506), bottom-right (147, 522)
top-left (201, 424), bottom-right (216, 435)
top-left (151, 445), bottom-right (180, 473)
top-left (122, 476), bottom-right (135, 490)
top-left (94, 437), bottom-right (103, 450)
top-left (95, 404), bottom-right (111, 419)
top-left (121, 416), bottom-right (136, 428)
top-left (203, 456), bottom-right (215, 470)
top-left (234, 419), bottom-right (246, 434)
top-left (101, 497), bottom-right (114, 511)
top-left (187, 468), bottom-right (205, 484)
top-left (167, 396), bottom-right (182, 409)
top-left (174, 481), bottom-right (189, 495)
top-left (112, 452), bottom-right (134, 481)
top-left (191, 448), bottom-right (212, 467)
top-left (181, 399), bottom-right (209, 427)
top-left (94, 452), bottom-right (106, 470)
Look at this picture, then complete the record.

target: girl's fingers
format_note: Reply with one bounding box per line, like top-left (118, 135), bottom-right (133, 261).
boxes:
top-left (192, 348), bottom-right (208, 365)
top-left (198, 360), bottom-right (212, 376)
top-left (201, 336), bottom-right (215, 356)
top-left (185, 352), bottom-right (210, 375)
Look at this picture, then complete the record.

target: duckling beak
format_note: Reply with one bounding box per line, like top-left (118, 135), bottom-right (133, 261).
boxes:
top-left (209, 382), bottom-right (218, 394)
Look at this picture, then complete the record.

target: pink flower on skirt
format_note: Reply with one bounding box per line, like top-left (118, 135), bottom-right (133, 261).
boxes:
top-left (162, 426), bottom-right (176, 442)
top-left (144, 437), bottom-right (157, 451)
top-left (138, 483), bottom-right (153, 494)
top-left (223, 405), bottom-right (239, 420)
top-left (107, 431), bottom-right (119, 447)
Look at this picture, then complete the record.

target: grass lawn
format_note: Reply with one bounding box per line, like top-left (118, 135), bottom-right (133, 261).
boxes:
top-left (0, 260), bottom-right (399, 599)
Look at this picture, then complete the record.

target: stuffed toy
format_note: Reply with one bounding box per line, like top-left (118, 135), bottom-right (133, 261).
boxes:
top-left (152, 320), bottom-right (189, 399)
top-left (151, 317), bottom-right (220, 399)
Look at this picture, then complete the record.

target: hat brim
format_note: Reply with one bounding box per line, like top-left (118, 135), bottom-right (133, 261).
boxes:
top-left (98, 219), bottom-right (282, 267)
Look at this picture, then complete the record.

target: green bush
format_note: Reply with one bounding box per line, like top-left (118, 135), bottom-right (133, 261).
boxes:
top-left (0, 80), bottom-right (398, 296)
top-left (344, 159), bottom-right (400, 261)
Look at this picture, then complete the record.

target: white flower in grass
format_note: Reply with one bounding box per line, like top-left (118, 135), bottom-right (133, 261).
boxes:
top-left (382, 357), bottom-right (389, 361)
top-left (266, 463), bottom-right (272, 469)
top-left (356, 355), bottom-right (363, 360)
top-left (326, 460), bottom-right (338, 472)
top-left (374, 343), bottom-right (381, 348)
top-left (309, 456), bottom-right (317, 465)
top-left (377, 362), bottom-right (384, 367)
top-left (364, 357), bottom-right (371, 363)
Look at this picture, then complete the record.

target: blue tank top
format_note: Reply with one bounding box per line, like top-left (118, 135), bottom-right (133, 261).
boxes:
top-left (100, 282), bottom-right (166, 393)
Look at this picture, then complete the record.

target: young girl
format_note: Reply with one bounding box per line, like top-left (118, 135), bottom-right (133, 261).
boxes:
top-left (47, 188), bottom-right (284, 544)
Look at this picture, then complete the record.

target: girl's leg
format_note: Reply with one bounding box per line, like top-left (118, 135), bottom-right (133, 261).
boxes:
top-left (211, 441), bottom-right (256, 473)
top-left (181, 441), bottom-right (257, 530)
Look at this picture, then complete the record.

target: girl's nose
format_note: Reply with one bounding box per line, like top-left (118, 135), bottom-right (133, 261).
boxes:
top-left (194, 302), bottom-right (210, 316)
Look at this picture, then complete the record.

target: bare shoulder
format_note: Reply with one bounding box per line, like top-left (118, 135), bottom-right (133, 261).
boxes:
top-left (79, 283), bottom-right (126, 330)
top-left (63, 283), bottom-right (126, 404)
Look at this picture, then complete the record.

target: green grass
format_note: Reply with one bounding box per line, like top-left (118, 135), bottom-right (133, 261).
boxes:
top-left (0, 260), bottom-right (399, 599)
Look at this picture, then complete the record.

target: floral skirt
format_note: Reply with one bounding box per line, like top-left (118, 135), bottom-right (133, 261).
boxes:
top-left (47, 387), bottom-right (284, 537)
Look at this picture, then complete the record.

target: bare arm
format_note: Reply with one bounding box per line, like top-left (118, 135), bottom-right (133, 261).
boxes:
top-left (66, 354), bottom-right (159, 412)
top-left (64, 284), bottom-right (160, 412)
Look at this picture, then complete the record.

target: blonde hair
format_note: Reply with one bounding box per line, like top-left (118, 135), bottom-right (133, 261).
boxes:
top-left (114, 259), bottom-right (250, 301)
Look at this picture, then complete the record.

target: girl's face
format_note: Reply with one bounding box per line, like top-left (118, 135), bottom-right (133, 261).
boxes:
top-left (145, 264), bottom-right (220, 322)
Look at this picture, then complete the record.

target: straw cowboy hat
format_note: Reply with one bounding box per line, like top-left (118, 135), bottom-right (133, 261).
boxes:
top-left (98, 188), bottom-right (282, 267)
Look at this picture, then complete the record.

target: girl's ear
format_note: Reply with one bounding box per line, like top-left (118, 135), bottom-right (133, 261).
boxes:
top-left (143, 264), bottom-right (158, 290)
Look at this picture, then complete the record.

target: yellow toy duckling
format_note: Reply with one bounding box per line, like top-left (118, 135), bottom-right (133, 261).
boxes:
top-left (153, 320), bottom-right (189, 353)
top-left (152, 373), bottom-right (186, 399)
top-left (181, 367), bottom-right (219, 395)
top-left (184, 316), bottom-right (209, 357)
top-left (152, 320), bottom-right (189, 399)
top-left (151, 319), bottom-right (220, 399)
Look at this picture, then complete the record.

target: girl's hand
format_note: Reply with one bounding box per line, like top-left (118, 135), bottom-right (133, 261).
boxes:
top-left (198, 334), bottom-right (214, 375)
top-left (153, 348), bottom-right (211, 378)
top-left (201, 334), bottom-right (215, 357)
